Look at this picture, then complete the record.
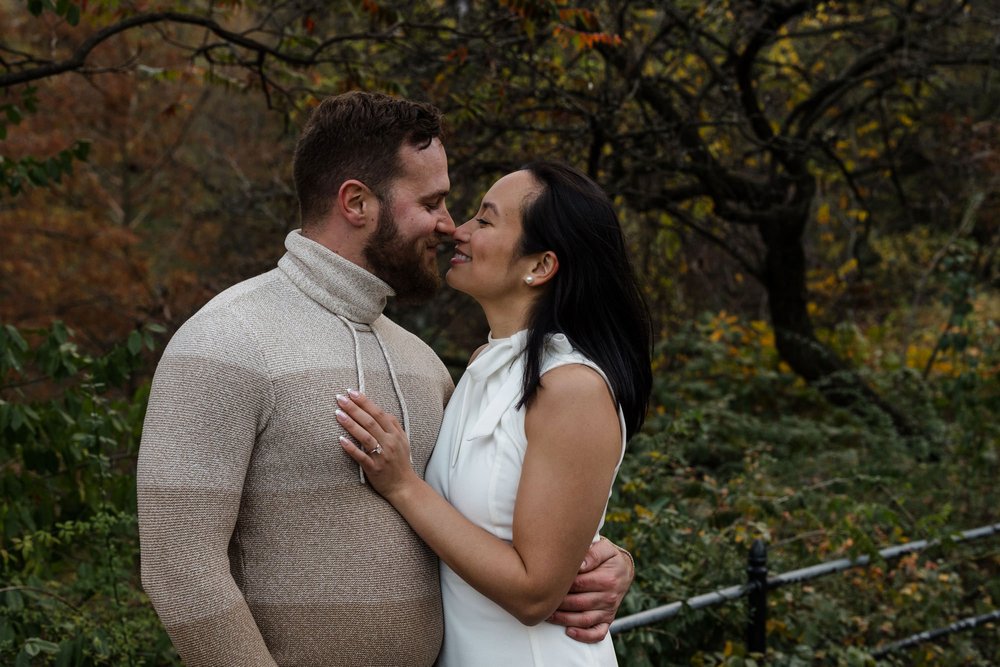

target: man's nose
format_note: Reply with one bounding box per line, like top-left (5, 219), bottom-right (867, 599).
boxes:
top-left (436, 207), bottom-right (456, 236)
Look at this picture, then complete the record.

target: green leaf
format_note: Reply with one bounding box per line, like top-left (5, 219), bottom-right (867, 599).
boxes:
top-left (127, 330), bottom-right (142, 355)
top-left (27, 164), bottom-right (48, 186)
top-left (27, 0), bottom-right (44, 16)
top-left (24, 637), bottom-right (61, 656)
top-left (4, 105), bottom-right (21, 124)
top-left (5, 589), bottom-right (24, 611)
top-left (65, 3), bottom-right (80, 25)
top-left (46, 157), bottom-right (63, 180)
top-left (52, 321), bottom-right (69, 344)
top-left (22, 91), bottom-right (38, 115)
top-left (54, 638), bottom-right (80, 667)
top-left (74, 140), bottom-right (91, 161)
top-left (10, 405), bottom-right (24, 431)
top-left (5, 324), bottom-right (29, 351)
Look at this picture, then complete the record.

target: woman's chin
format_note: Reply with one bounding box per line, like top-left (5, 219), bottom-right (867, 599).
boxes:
top-left (445, 272), bottom-right (475, 298)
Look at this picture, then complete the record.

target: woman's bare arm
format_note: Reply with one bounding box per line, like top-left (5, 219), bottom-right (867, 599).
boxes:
top-left (336, 364), bottom-right (621, 625)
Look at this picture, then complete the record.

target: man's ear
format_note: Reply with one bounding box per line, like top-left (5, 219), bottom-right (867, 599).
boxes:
top-left (525, 251), bottom-right (559, 287)
top-left (338, 180), bottom-right (376, 228)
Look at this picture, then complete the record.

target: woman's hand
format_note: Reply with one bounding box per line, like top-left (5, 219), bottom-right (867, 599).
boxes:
top-left (336, 390), bottom-right (419, 501)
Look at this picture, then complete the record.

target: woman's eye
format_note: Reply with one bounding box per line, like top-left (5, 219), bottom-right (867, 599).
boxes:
top-left (476, 218), bottom-right (491, 226)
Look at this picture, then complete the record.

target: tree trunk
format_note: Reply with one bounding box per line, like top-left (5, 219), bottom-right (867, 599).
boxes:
top-left (757, 215), bottom-right (918, 437)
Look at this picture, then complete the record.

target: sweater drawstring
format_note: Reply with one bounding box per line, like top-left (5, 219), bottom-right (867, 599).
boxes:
top-left (336, 315), bottom-right (411, 484)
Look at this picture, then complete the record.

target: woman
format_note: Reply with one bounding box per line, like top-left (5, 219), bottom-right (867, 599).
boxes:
top-left (337, 161), bottom-right (652, 665)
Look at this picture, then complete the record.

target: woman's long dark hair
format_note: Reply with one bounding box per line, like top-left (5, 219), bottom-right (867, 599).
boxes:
top-left (515, 161), bottom-right (652, 439)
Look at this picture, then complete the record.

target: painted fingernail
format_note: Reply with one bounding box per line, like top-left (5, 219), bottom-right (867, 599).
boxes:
top-left (335, 394), bottom-right (347, 405)
top-left (336, 409), bottom-right (346, 420)
top-left (348, 389), bottom-right (360, 398)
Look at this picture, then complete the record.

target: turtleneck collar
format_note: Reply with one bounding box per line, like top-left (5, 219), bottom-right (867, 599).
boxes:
top-left (277, 229), bottom-right (395, 324)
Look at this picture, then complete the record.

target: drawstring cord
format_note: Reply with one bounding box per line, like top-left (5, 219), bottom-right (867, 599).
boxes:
top-left (336, 315), bottom-right (411, 483)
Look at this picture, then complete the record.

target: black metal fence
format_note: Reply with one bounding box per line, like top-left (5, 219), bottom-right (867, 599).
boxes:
top-left (610, 522), bottom-right (1000, 657)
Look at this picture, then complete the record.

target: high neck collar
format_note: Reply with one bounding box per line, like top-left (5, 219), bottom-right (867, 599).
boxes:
top-left (466, 330), bottom-right (529, 380)
top-left (277, 229), bottom-right (394, 324)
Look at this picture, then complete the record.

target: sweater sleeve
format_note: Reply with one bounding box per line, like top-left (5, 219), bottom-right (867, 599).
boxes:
top-left (137, 309), bottom-right (277, 666)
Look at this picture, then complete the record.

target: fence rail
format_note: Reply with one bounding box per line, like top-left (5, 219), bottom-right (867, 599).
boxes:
top-left (610, 522), bottom-right (1000, 657)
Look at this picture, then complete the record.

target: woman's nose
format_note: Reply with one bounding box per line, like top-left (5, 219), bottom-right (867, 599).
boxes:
top-left (452, 218), bottom-right (475, 240)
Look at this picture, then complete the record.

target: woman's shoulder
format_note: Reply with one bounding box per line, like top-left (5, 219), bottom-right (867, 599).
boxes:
top-left (536, 363), bottom-right (610, 403)
top-left (540, 333), bottom-right (600, 374)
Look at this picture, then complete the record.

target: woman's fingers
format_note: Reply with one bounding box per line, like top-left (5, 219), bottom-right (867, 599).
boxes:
top-left (340, 435), bottom-right (372, 464)
top-left (335, 391), bottom-right (411, 472)
top-left (335, 399), bottom-right (385, 453)
top-left (347, 389), bottom-right (401, 434)
top-left (336, 392), bottom-right (384, 434)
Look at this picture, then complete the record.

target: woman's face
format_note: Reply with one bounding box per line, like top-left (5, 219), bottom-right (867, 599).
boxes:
top-left (446, 170), bottom-right (540, 304)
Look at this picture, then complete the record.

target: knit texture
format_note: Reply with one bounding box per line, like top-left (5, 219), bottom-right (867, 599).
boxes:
top-left (138, 230), bottom-right (454, 666)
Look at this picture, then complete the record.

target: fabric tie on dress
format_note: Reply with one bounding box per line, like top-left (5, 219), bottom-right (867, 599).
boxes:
top-left (453, 332), bottom-right (576, 465)
top-left (449, 331), bottom-right (525, 467)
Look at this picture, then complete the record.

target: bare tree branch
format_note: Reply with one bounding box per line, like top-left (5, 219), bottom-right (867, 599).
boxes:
top-left (0, 11), bottom-right (398, 89)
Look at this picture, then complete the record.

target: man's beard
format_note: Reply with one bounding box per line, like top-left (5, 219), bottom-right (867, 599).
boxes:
top-left (363, 204), bottom-right (441, 302)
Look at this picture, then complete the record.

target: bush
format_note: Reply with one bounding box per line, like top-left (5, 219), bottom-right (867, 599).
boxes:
top-left (607, 314), bottom-right (999, 666)
top-left (0, 322), bottom-right (178, 666)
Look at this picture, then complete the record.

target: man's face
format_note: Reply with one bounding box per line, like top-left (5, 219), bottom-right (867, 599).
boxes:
top-left (363, 139), bottom-right (454, 301)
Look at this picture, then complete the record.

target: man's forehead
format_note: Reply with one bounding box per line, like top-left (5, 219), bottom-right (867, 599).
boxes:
top-left (395, 139), bottom-right (450, 193)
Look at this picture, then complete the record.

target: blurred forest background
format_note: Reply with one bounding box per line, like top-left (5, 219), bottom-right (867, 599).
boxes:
top-left (1, 0), bottom-right (998, 664)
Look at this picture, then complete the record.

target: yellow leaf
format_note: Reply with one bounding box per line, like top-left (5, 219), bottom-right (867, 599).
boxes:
top-left (817, 203), bottom-right (830, 225)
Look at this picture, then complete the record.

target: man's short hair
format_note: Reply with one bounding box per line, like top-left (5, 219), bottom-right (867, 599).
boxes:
top-left (293, 91), bottom-right (444, 227)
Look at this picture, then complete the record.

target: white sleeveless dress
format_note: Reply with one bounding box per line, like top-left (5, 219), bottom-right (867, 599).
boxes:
top-left (424, 330), bottom-right (625, 667)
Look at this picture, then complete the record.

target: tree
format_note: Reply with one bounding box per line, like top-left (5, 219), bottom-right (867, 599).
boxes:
top-left (424, 0), bottom-right (1000, 433)
top-left (3, 0), bottom-right (998, 429)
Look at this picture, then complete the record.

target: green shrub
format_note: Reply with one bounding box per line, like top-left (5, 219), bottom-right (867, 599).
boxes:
top-left (0, 322), bottom-right (177, 666)
top-left (608, 315), bottom-right (999, 665)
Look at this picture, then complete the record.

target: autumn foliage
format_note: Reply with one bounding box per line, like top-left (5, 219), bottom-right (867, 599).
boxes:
top-left (1, 1), bottom-right (998, 664)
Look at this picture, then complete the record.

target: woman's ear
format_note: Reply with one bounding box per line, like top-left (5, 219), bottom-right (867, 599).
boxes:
top-left (525, 251), bottom-right (559, 287)
top-left (338, 180), bottom-right (376, 228)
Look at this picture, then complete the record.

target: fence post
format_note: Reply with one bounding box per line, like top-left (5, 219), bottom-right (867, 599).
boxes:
top-left (746, 538), bottom-right (768, 656)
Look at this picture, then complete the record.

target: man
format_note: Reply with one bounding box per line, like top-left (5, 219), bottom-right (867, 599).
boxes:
top-left (137, 91), bottom-right (632, 666)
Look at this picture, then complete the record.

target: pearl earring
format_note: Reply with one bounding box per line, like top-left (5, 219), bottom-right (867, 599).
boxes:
top-left (524, 276), bottom-right (534, 285)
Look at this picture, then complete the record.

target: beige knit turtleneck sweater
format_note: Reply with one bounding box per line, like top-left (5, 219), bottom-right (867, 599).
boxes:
top-left (137, 230), bottom-right (454, 666)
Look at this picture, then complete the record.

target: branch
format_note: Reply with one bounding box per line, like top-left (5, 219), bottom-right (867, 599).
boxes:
top-left (666, 205), bottom-right (764, 282)
top-left (0, 586), bottom-right (80, 611)
top-left (785, 1), bottom-right (973, 139)
top-left (784, 31), bottom-right (907, 140)
top-left (733, 1), bottom-right (810, 166)
top-left (617, 183), bottom-right (763, 280)
top-left (0, 11), bottom-right (392, 89)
